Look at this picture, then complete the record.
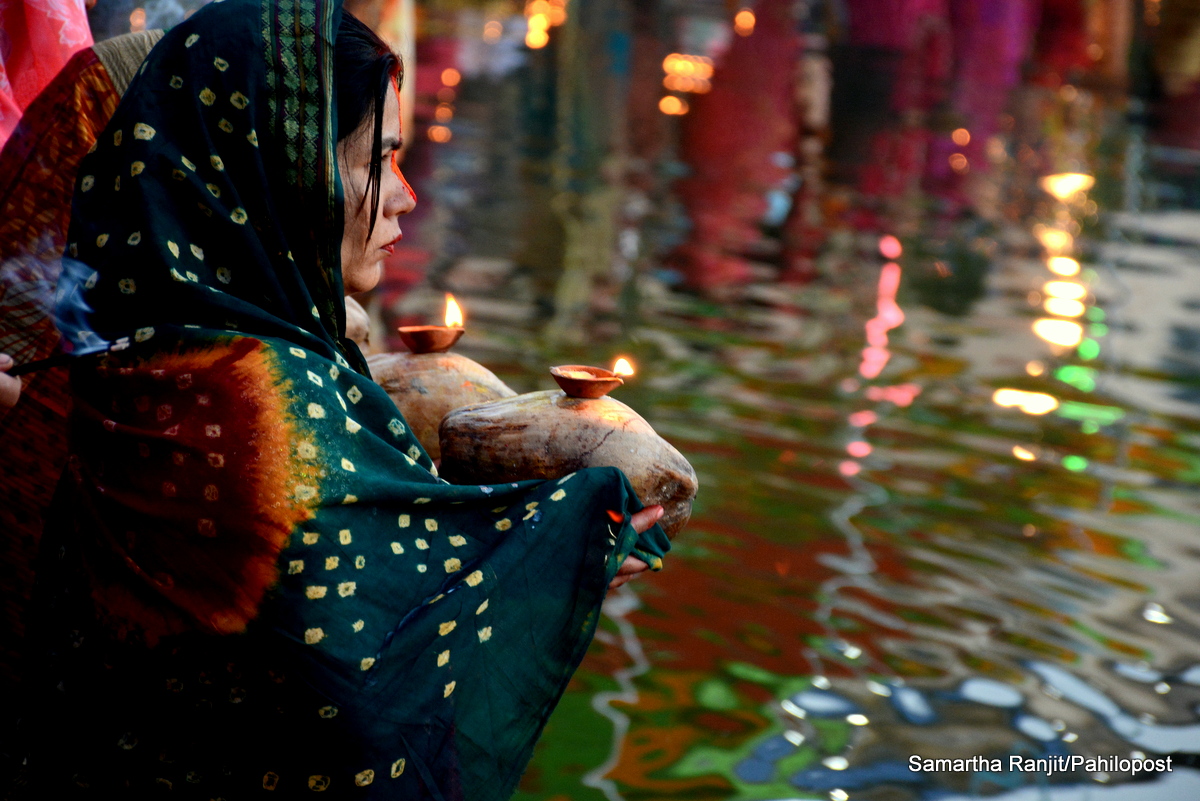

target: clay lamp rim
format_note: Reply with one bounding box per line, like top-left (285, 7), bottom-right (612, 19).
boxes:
top-left (397, 325), bottom-right (464, 354)
top-left (550, 364), bottom-right (624, 399)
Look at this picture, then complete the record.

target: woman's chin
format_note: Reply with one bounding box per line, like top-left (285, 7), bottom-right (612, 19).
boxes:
top-left (344, 260), bottom-right (383, 295)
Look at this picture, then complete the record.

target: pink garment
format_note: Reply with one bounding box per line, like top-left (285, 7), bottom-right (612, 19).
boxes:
top-left (0, 0), bottom-right (93, 146)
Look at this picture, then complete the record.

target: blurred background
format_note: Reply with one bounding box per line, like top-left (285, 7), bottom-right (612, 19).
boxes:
top-left (80, 0), bottom-right (1200, 798)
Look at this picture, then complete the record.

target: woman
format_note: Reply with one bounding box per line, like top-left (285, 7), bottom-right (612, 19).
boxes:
top-left (20, 2), bottom-right (668, 798)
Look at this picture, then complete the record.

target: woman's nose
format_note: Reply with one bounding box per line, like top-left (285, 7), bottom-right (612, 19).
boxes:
top-left (390, 155), bottom-right (417, 213)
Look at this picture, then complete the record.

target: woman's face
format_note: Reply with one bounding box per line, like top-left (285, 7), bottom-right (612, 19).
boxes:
top-left (338, 85), bottom-right (415, 295)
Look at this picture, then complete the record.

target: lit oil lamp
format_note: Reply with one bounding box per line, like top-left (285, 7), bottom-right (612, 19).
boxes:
top-left (439, 351), bottom-right (698, 539)
top-left (550, 356), bottom-right (635, 399)
top-left (397, 293), bottom-right (465, 354)
top-left (372, 293), bottom-right (515, 460)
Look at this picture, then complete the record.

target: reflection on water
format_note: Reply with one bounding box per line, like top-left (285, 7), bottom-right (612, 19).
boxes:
top-left (84, 0), bottom-right (1200, 797)
top-left (409, 187), bottom-right (1200, 799)
top-left (373, 3), bottom-right (1200, 798)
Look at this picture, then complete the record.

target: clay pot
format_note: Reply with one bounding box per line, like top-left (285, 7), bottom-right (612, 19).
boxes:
top-left (367, 352), bottom-right (516, 460)
top-left (439, 390), bottom-right (697, 539)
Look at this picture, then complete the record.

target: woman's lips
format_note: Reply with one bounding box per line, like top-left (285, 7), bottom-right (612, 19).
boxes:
top-left (382, 232), bottom-right (403, 256)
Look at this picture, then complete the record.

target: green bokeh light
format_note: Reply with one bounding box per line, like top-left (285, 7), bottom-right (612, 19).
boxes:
top-left (1055, 365), bottom-right (1096, 392)
top-left (1063, 455), bottom-right (1089, 472)
top-left (1078, 339), bottom-right (1100, 360)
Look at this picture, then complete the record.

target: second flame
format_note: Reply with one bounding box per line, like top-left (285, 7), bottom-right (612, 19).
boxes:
top-left (444, 293), bottom-right (464, 328)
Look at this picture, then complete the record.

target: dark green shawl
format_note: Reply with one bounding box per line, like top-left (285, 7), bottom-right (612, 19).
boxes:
top-left (34, 1), bottom-right (669, 798)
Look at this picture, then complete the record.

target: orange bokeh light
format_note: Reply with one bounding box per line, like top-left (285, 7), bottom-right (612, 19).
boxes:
top-left (734, 9), bottom-right (755, 35)
top-left (659, 96), bottom-right (689, 115)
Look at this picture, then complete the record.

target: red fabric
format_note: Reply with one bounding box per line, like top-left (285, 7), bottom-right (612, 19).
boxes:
top-left (670, 0), bottom-right (800, 290)
top-left (0, 0), bottom-right (94, 146)
top-left (0, 45), bottom-right (119, 686)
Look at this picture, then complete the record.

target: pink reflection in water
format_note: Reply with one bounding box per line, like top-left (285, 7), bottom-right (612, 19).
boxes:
top-left (848, 410), bottom-right (878, 427)
top-left (865, 382), bottom-right (921, 406)
top-left (847, 441), bottom-right (873, 458)
top-left (879, 235), bottom-right (903, 260)
top-left (859, 261), bottom-right (905, 378)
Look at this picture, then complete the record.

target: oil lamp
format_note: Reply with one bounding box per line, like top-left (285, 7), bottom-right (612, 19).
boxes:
top-left (397, 293), bottom-right (465, 354)
top-left (371, 293), bottom-right (515, 460)
top-left (550, 356), bottom-right (635, 399)
top-left (439, 353), bottom-right (698, 539)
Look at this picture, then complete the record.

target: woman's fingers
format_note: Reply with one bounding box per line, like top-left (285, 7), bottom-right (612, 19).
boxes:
top-left (615, 556), bottom-right (648, 576)
top-left (630, 505), bottom-right (664, 534)
top-left (0, 355), bottom-right (20, 408)
top-left (607, 555), bottom-right (649, 589)
top-left (606, 507), bottom-right (663, 588)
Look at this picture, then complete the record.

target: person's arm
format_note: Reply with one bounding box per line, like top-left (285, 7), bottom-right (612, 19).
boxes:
top-left (608, 505), bottom-right (663, 589)
top-left (0, 354), bottom-right (21, 407)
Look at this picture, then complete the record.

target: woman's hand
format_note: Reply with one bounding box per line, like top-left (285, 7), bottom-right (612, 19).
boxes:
top-left (0, 354), bottom-right (21, 408)
top-left (608, 505), bottom-right (663, 590)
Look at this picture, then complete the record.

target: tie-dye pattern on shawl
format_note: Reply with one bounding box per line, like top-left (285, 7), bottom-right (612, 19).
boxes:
top-left (22, 1), bottom-right (669, 798)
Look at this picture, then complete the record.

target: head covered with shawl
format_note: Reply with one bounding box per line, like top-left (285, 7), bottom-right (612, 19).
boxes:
top-left (36, 1), bottom-right (669, 797)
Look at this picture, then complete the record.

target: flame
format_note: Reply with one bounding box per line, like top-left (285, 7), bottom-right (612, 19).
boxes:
top-left (444, 294), bottom-right (464, 328)
top-left (1039, 172), bottom-right (1095, 201)
top-left (613, 357), bottom-right (635, 377)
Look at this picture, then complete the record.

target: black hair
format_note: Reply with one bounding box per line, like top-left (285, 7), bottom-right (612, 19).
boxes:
top-left (335, 12), bottom-right (402, 242)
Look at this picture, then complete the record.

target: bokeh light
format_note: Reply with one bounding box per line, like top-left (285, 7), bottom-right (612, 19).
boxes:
top-left (1044, 297), bottom-right (1086, 317)
top-left (1034, 318), bottom-right (1084, 347)
top-left (993, 388), bottom-right (1059, 415)
top-left (659, 96), bottom-right (689, 115)
top-left (1034, 226), bottom-right (1074, 255)
top-left (734, 9), bottom-right (755, 36)
top-left (1039, 172), bottom-right (1095, 201)
top-left (878, 235), bottom-right (902, 260)
top-left (1047, 256), bottom-right (1081, 276)
top-left (846, 441), bottom-right (872, 458)
top-left (526, 27), bottom-right (549, 48)
top-left (1043, 280), bottom-right (1086, 300)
